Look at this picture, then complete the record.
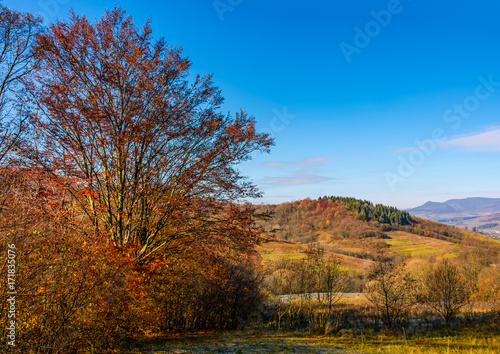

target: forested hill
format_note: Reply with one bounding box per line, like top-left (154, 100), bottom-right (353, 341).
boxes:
top-left (321, 196), bottom-right (413, 225)
top-left (256, 197), bottom-right (464, 245)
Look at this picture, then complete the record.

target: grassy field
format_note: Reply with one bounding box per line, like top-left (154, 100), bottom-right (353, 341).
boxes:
top-left (383, 231), bottom-right (455, 256)
top-left (129, 322), bottom-right (500, 353)
top-left (258, 230), bottom-right (458, 271)
top-left (257, 240), bottom-right (373, 271)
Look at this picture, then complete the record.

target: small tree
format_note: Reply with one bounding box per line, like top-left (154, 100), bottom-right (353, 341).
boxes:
top-left (458, 246), bottom-right (495, 292)
top-left (422, 259), bottom-right (471, 325)
top-left (365, 260), bottom-right (416, 328)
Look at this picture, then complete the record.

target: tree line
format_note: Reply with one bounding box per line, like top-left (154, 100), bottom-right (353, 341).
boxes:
top-left (321, 196), bottom-right (413, 225)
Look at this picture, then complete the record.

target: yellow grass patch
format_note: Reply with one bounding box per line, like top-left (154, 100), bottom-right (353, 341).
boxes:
top-left (384, 231), bottom-right (454, 257)
top-left (257, 240), bottom-right (373, 271)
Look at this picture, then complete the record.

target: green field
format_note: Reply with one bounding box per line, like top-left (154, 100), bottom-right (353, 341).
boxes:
top-left (384, 231), bottom-right (454, 256)
top-left (385, 239), bottom-right (411, 245)
top-left (389, 244), bottom-right (448, 256)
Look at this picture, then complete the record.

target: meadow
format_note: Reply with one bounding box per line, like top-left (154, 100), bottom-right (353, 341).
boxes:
top-left (383, 231), bottom-right (455, 256)
top-left (130, 322), bottom-right (500, 353)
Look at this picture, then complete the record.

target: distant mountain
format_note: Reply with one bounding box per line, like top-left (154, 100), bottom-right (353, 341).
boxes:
top-left (408, 197), bottom-right (500, 239)
top-left (410, 201), bottom-right (457, 214)
top-left (408, 197), bottom-right (500, 216)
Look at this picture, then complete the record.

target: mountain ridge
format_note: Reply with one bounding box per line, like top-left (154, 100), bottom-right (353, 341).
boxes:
top-left (409, 197), bottom-right (500, 215)
top-left (408, 197), bottom-right (500, 238)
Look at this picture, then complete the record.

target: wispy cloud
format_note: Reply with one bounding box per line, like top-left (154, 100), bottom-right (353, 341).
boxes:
top-left (438, 128), bottom-right (500, 152)
top-left (393, 128), bottom-right (500, 154)
top-left (260, 156), bottom-right (335, 187)
top-left (261, 161), bottom-right (290, 168)
top-left (261, 156), bottom-right (334, 169)
top-left (263, 175), bottom-right (334, 187)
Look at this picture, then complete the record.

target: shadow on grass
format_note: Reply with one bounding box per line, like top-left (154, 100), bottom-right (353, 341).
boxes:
top-left (126, 322), bottom-right (500, 354)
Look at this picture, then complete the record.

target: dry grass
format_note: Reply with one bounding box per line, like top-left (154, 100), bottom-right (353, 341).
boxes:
top-left (130, 331), bottom-right (348, 353)
top-left (129, 322), bottom-right (500, 353)
top-left (257, 240), bottom-right (373, 271)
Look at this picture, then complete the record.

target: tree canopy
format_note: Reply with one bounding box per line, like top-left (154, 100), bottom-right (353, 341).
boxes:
top-left (27, 7), bottom-right (273, 260)
top-left (321, 196), bottom-right (413, 225)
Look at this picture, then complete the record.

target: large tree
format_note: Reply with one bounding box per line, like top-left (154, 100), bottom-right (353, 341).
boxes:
top-left (28, 7), bottom-right (272, 260)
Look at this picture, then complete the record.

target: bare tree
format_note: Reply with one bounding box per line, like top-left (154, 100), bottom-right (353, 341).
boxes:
top-left (365, 260), bottom-right (416, 328)
top-left (264, 246), bottom-right (347, 332)
top-left (422, 259), bottom-right (471, 325)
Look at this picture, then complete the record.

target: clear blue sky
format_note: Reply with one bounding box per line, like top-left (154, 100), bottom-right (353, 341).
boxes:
top-left (7, 0), bottom-right (500, 209)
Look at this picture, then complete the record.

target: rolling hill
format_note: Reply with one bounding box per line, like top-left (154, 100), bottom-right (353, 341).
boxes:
top-left (254, 197), bottom-right (483, 273)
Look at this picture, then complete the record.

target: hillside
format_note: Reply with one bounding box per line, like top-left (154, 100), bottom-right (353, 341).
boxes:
top-left (255, 197), bottom-right (471, 272)
top-left (256, 196), bottom-right (464, 242)
top-left (254, 196), bottom-right (500, 300)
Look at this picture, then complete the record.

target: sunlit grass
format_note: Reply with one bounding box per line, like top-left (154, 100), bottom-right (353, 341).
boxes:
top-left (130, 323), bottom-right (500, 353)
top-left (261, 252), bottom-right (306, 261)
top-left (385, 239), bottom-right (411, 245)
top-left (337, 293), bottom-right (369, 305)
top-left (333, 325), bottom-right (500, 353)
top-left (384, 231), bottom-right (454, 256)
top-left (389, 244), bottom-right (444, 256)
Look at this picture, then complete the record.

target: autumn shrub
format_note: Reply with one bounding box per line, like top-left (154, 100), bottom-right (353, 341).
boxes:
top-left (0, 172), bottom-right (155, 352)
top-left (477, 266), bottom-right (500, 310)
top-left (0, 220), bottom-right (155, 353)
top-left (146, 250), bottom-right (263, 331)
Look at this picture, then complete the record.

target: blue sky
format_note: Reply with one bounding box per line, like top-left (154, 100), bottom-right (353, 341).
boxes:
top-left (6, 0), bottom-right (500, 209)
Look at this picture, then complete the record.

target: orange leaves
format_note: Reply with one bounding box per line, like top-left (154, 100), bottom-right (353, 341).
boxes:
top-left (28, 6), bottom-right (273, 260)
top-left (76, 186), bottom-right (94, 197)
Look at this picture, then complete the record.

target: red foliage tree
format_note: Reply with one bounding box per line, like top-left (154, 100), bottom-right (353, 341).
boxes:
top-left (27, 7), bottom-right (273, 260)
